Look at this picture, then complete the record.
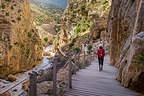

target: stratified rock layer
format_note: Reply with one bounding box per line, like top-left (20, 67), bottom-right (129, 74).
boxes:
top-left (0, 0), bottom-right (43, 78)
top-left (108, 0), bottom-right (144, 93)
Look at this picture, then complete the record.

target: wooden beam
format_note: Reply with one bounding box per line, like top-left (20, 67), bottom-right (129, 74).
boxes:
top-left (53, 59), bottom-right (57, 96)
top-left (29, 71), bottom-right (37, 96)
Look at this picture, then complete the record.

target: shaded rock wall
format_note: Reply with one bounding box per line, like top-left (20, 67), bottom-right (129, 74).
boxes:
top-left (0, 0), bottom-right (43, 78)
top-left (108, 0), bottom-right (144, 93)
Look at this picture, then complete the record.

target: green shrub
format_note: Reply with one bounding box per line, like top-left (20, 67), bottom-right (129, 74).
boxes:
top-left (18, 9), bottom-right (22, 13)
top-left (72, 69), bottom-right (75, 75)
top-left (71, 38), bottom-right (76, 44)
top-left (55, 28), bottom-right (59, 32)
top-left (81, 26), bottom-right (86, 32)
top-left (88, 22), bottom-right (93, 30)
top-left (81, 6), bottom-right (86, 11)
top-left (103, 0), bottom-right (109, 5)
top-left (6, 0), bottom-right (11, 2)
top-left (102, 5), bottom-right (106, 11)
top-left (135, 54), bottom-right (144, 64)
top-left (8, 45), bottom-right (12, 50)
top-left (31, 29), bottom-right (35, 32)
top-left (74, 47), bottom-right (81, 53)
top-left (47, 77), bottom-right (52, 81)
top-left (6, 12), bottom-right (9, 16)
top-left (44, 37), bottom-right (48, 42)
top-left (96, 14), bottom-right (100, 18)
top-left (26, 49), bottom-right (30, 58)
top-left (58, 31), bottom-right (61, 35)
top-left (17, 17), bottom-right (21, 21)
top-left (78, 63), bottom-right (83, 69)
top-left (74, 25), bottom-right (81, 35)
top-left (80, 16), bottom-right (87, 24)
top-left (36, 20), bottom-right (43, 25)
top-left (20, 43), bottom-right (24, 48)
top-left (2, 3), bottom-right (6, 9)
top-left (129, 0), bottom-right (135, 3)
top-left (102, 0), bottom-right (109, 11)
top-left (88, 45), bottom-right (93, 51)
top-left (11, 6), bottom-right (14, 10)
top-left (28, 32), bottom-right (32, 38)
top-left (83, 16), bottom-right (87, 22)
top-left (69, 38), bottom-right (77, 47)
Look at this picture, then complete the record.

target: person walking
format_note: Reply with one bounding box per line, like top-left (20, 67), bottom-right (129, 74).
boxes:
top-left (97, 46), bottom-right (105, 71)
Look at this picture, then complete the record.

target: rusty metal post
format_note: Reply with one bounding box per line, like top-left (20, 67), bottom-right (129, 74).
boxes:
top-left (53, 59), bottom-right (57, 96)
top-left (68, 60), bottom-right (72, 89)
top-left (29, 71), bottom-right (37, 96)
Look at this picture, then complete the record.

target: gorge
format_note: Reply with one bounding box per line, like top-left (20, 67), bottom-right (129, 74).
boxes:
top-left (0, 0), bottom-right (144, 95)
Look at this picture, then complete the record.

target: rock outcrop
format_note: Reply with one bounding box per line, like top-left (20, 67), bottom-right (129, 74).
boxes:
top-left (58, 0), bottom-right (111, 48)
top-left (108, 0), bottom-right (144, 93)
top-left (0, 0), bottom-right (43, 78)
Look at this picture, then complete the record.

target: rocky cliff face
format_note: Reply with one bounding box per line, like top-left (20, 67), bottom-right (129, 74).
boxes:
top-left (0, 0), bottom-right (43, 78)
top-left (108, 0), bottom-right (144, 93)
top-left (57, 0), bottom-right (111, 48)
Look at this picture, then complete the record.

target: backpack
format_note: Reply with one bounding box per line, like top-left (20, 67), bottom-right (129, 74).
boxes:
top-left (98, 49), bottom-right (105, 58)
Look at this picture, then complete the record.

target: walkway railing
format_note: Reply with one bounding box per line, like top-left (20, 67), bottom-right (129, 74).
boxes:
top-left (51, 48), bottom-right (94, 96)
top-left (0, 46), bottom-right (94, 96)
top-left (0, 77), bottom-right (28, 95)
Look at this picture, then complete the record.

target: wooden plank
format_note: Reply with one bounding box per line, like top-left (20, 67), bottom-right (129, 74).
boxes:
top-left (64, 55), bottom-right (139, 96)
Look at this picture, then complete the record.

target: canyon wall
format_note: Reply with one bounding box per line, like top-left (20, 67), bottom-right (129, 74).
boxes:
top-left (57, 0), bottom-right (111, 48)
top-left (108, 0), bottom-right (144, 93)
top-left (0, 0), bottom-right (43, 78)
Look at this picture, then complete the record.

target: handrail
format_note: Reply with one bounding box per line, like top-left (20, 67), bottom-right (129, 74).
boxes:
top-left (0, 46), bottom-right (93, 96)
top-left (57, 48), bottom-right (67, 58)
top-left (0, 77), bottom-right (28, 95)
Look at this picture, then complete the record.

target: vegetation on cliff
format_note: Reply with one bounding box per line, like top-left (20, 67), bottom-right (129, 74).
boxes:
top-left (30, 0), bottom-right (67, 25)
top-left (0, 0), bottom-right (43, 78)
top-left (53, 0), bottom-right (111, 51)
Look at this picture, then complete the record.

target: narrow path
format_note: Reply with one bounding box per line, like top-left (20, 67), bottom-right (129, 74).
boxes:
top-left (64, 55), bottom-right (139, 96)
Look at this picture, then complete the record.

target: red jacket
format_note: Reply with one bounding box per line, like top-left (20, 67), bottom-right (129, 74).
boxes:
top-left (97, 49), bottom-right (105, 58)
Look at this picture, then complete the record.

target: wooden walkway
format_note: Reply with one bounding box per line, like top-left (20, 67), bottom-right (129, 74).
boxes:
top-left (64, 56), bottom-right (139, 96)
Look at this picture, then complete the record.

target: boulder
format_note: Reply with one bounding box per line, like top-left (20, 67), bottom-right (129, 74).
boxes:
top-left (7, 74), bottom-right (17, 82)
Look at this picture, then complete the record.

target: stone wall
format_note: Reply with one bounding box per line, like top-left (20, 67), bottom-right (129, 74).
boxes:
top-left (108, 0), bottom-right (144, 93)
top-left (0, 0), bottom-right (43, 78)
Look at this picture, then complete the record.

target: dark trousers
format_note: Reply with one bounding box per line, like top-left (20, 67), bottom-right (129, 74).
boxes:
top-left (98, 58), bottom-right (104, 65)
